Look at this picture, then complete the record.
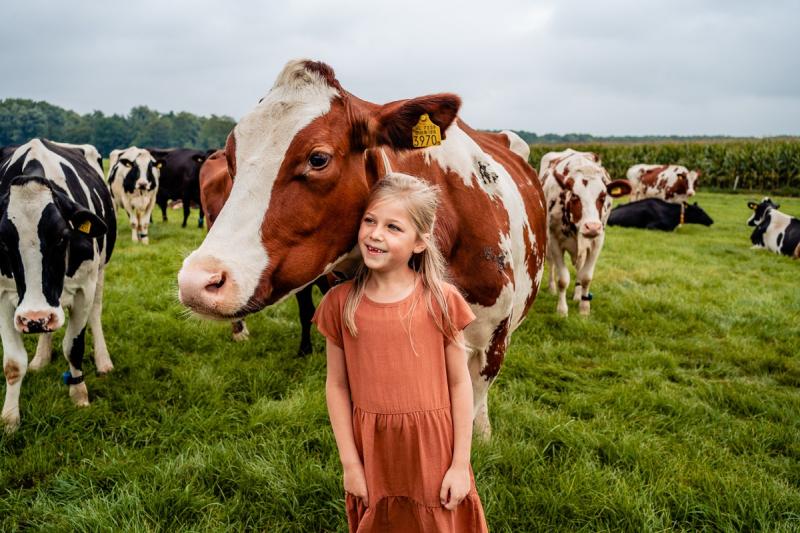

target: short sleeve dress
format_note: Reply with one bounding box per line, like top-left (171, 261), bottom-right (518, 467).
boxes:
top-left (313, 280), bottom-right (489, 533)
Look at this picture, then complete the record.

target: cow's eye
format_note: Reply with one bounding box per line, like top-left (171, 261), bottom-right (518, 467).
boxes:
top-left (308, 152), bottom-right (331, 170)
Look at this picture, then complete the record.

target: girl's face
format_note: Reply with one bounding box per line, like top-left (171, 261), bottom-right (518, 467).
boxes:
top-left (358, 199), bottom-right (427, 275)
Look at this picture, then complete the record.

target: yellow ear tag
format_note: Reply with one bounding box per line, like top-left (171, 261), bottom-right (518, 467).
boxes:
top-left (78, 221), bottom-right (92, 234)
top-left (610, 187), bottom-right (622, 195)
top-left (411, 114), bottom-right (441, 148)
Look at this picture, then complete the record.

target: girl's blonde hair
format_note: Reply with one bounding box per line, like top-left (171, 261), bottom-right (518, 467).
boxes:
top-left (343, 172), bottom-right (458, 344)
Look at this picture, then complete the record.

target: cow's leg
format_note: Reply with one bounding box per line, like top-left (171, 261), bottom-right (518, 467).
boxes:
top-left (197, 210), bottom-right (204, 229)
top-left (575, 241), bottom-right (602, 316)
top-left (296, 285), bottom-right (316, 356)
top-left (89, 270), bottom-right (113, 374)
top-left (159, 199), bottom-right (168, 222)
top-left (139, 213), bottom-right (150, 245)
top-left (547, 264), bottom-right (556, 294)
top-left (469, 317), bottom-right (510, 441)
top-left (1, 298), bottom-right (27, 432)
top-left (29, 333), bottom-right (53, 371)
top-left (548, 242), bottom-right (570, 316)
top-left (62, 292), bottom-right (93, 407)
top-left (231, 319), bottom-right (249, 342)
top-left (182, 193), bottom-right (190, 228)
top-left (130, 217), bottom-right (139, 242)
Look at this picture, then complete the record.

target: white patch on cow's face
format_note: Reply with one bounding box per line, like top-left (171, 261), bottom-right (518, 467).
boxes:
top-left (180, 60), bottom-right (340, 310)
top-left (6, 184), bottom-right (65, 328)
top-left (426, 122), bottom-right (538, 331)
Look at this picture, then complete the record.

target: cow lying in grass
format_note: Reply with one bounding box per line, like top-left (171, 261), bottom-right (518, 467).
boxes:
top-left (747, 198), bottom-right (800, 258)
top-left (608, 199), bottom-right (713, 231)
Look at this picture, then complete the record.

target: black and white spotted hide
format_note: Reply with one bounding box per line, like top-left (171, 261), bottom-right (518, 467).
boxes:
top-left (747, 198), bottom-right (800, 258)
top-left (108, 146), bottom-right (162, 244)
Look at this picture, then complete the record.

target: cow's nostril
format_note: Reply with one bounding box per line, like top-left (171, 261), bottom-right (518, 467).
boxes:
top-left (206, 272), bottom-right (226, 291)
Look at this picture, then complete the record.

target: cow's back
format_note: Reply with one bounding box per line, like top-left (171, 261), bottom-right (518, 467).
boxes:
top-left (0, 139), bottom-right (116, 262)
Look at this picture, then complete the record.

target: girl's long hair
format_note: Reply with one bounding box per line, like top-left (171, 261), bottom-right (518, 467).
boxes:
top-left (343, 173), bottom-right (459, 345)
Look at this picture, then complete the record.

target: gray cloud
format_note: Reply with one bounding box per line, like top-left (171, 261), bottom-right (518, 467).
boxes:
top-left (1, 0), bottom-right (797, 135)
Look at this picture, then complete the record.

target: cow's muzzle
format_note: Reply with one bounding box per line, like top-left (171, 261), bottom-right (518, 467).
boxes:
top-left (580, 221), bottom-right (604, 238)
top-left (15, 310), bottom-right (61, 333)
top-left (178, 257), bottom-right (246, 318)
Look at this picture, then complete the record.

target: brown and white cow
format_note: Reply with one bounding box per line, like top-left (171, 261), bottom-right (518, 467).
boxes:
top-left (627, 164), bottom-right (700, 203)
top-left (178, 59), bottom-right (547, 438)
top-left (540, 149), bottom-right (631, 316)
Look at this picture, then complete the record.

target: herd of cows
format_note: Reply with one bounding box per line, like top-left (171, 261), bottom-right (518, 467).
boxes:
top-left (0, 59), bottom-right (798, 435)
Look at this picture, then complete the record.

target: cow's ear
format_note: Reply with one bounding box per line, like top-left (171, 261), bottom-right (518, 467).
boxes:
top-left (368, 93), bottom-right (461, 150)
top-left (747, 201), bottom-right (757, 210)
top-left (70, 209), bottom-right (107, 239)
top-left (51, 189), bottom-right (107, 238)
top-left (607, 179), bottom-right (632, 198)
top-left (363, 147), bottom-right (391, 188)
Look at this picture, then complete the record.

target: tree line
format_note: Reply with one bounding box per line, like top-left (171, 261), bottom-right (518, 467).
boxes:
top-left (0, 99), bottom-right (236, 155)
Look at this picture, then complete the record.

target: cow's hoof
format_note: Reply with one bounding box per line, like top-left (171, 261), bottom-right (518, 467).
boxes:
top-left (69, 383), bottom-right (90, 407)
top-left (232, 331), bottom-right (249, 342)
top-left (556, 306), bottom-right (568, 317)
top-left (95, 365), bottom-right (114, 376)
top-left (297, 343), bottom-right (312, 357)
top-left (2, 412), bottom-right (20, 434)
top-left (548, 284), bottom-right (556, 295)
top-left (29, 357), bottom-right (49, 372)
top-left (579, 305), bottom-right (591, 316)
top-left (231, 323), bottom-right (249, 342)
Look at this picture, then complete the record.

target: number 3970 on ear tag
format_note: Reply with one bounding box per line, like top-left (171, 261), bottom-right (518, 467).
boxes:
top-left (411, 114), bottom-right (441, 148)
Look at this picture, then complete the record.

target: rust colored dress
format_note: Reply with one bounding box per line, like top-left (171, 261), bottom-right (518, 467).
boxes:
top-left (313, 280), bottom-right (489, 532)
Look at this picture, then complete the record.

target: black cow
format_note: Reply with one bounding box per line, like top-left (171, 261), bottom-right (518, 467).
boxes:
top-left (0, 139), bottom-right (116, 432)
top-left (608, 198), bottom-right (713, 231)
top-left (147, 148), bottom-right (215, 228)
top-left (747, 197), bottom-right (800, 258)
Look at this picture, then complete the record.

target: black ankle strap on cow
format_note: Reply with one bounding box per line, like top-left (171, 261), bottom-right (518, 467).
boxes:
top-left (62, 371), bottom-right (84, 386)
top-left (581, 293), bottom-right (593, 301)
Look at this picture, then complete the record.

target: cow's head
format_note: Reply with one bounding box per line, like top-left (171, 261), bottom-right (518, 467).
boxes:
top-left (178, 59), bottom-right (460, 318)
top-left (747, 197), bottom-right (779, 227)
top-left (113, 147), bottom-right (162, 193)
top-left (687, 169), bottom-right (700, 197)
top-left (0, 176), bottom-right (106, 333)
top-left (684, 202), bottom-right (713, 226)
top-left (552, 164), bottom-right (631, 238)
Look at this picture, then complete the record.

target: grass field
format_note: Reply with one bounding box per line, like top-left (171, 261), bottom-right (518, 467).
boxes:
top-left (1, 192), bottom-right (799, 531)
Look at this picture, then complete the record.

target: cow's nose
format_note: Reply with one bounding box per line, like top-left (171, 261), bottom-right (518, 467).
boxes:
top-left (580, 222), bottom-right (603, 238)
top-left (687, 190), bottom-right (695, 197)
top-left (178, 259), bottom-right (242, 317)
top-left (16, 311), bottom-right (59, 333)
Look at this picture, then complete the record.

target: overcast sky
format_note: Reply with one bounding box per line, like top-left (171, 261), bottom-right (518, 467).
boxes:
top-left (2, 0), bottom-right (798, 136)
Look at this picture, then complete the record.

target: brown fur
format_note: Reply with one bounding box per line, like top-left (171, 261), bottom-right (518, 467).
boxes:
top-left (3, 361), bottom-right (21, 385)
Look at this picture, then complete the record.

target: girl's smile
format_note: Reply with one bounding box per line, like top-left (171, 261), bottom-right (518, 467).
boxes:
top-left (358, 200), bottom-right (426, 273)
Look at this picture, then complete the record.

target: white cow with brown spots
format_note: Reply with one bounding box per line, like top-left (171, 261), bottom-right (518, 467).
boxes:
top-left (627, 164), bottom-right (700, 203)
top-left (541, 149), bottom-right (631, 316)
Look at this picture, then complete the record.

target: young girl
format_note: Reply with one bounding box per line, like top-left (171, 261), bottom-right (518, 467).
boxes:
top-left (313, 173), bottom-right (489, 532)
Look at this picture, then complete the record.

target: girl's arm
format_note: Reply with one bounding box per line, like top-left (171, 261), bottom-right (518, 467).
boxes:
top-left (439, 331), bottom-right (474, 510)
top-left (325, 338), bottom-right (369, 506)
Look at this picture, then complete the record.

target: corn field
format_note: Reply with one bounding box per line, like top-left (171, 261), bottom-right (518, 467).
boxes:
top-left (529, 139), bottom-right (800, 194)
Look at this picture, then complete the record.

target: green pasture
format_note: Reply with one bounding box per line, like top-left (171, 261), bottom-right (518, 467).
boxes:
top-left (1, 192), bottom-right (799, 531)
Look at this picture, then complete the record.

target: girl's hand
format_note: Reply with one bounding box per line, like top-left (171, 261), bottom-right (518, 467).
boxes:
top-left (439, 464), bottom-right (471, 510)
top-left (343, 462), bottom-right (369, 507)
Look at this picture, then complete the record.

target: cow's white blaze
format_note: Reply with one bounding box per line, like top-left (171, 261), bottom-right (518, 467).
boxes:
top-left (6, 184), bottom-right (65, 328)
top-left (180, 60), bottom-right (339, 310)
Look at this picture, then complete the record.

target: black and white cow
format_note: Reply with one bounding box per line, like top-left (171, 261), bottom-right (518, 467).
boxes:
top-left (108, 147), bottom-right (162, 244)
top-left (0, 139), bottom-right (116, 432)
top-left (148, 148), bottom-right (214, 228)
top-left (608, 199), bottom-right (713, 231)
top-left (747, 197), bottom-right (800, 258)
